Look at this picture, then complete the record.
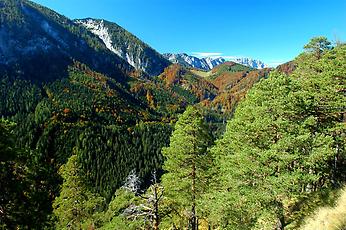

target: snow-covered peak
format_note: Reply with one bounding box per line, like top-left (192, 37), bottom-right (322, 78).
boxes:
top-left (164, 53), bottom-right (202, 69)
top-left (163, 53), bottom-right (226, 70)
top-left (230, 57), bottom-right (267, 69)
top-left (204, 57), bottom-right (226, 70)
top-left (163, 53), bottom-right (267, 70)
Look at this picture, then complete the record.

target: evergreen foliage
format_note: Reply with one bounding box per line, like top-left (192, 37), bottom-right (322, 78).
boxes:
top-left (1, 4), bottom-right (345, 227)
top-left (303, 36), bottom-right (332, 59)
top-left (161, 106), bottom-right (213, 229)
top-left (0, 120), bottom-right (54, 229)
top-left (207, 41), bottom-right (346, 229)
top-left (53, 154), bottom-right (106, 230)
top-left (76, 122), bottom-right (172, 199)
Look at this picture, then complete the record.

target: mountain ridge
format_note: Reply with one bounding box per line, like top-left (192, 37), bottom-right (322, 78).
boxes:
top-left (163, 53), bottom-right (267, 70)
top-left (0, 0), bottom-right (134, 83)
top-left (76, 18), bottom-right (171, 77)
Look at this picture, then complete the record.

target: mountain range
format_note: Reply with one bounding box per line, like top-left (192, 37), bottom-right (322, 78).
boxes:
top-left (0, 0), bottom-right (267, 83)
top-left (0, 0), bottom-right (274, 228)
top-left (0, 0), bottom-right (270, 113)
top-left (1, 1), bottom-right (344, 230)
top-left (163, 53), bottom-right (267, 70)
top-left (0, 0), bottom-right (271, 210)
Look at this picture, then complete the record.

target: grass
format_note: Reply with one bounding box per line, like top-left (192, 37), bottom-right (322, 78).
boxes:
top-left (190, 69), bottom-right (212, 78)
top-left (301, 186), bottom-right (346, 230)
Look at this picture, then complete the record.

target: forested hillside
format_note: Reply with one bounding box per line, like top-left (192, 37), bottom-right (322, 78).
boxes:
top-left (0, 0), bottom-right (133, 83)
top-left (0, 0), bottom-right (345, 229)
top-left (79, 37), bottom-right (344, 230)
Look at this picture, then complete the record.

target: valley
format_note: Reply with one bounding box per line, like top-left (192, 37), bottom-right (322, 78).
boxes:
top-left (0, 0), bottom-right (345, 229)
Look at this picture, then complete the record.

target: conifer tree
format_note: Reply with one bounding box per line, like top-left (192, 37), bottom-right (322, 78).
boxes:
top-left (53, 154), bottom-right (106, 230)
top-left (0, 120), bottom-right (53, 229)
top-left (161, 106), bottom-right (212, 229)
top-left (303, 36), bottom-right (332, 59)
top-left (208, 41), bottom-right (345, 229)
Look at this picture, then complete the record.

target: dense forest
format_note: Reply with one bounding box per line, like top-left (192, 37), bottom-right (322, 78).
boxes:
top-left (1, 30), bottom-right (345, 230)
top-left (0, 1), bottom-right (345, 229)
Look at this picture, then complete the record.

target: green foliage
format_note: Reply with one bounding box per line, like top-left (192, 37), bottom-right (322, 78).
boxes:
top-left (101, 188), bottom-right (143, 230)
top-left (161, 106), bottom-right (213, 228)
top-left (100, 216), bottom-right (142, 230)
top-left (171, 85), bottom-right (199, 104)
top-left (303, 36), bottom-right (332, 59)
top-left (0, 119), bottom-right (54, 229)
top-left (0, 78), bottom-right (42, 117)
top-left (1, 7), bottom-right (344, 229)
top-left (53, 154), bottom-right (106, 230)
top-left (76, 122), bottom-right (172, 199)
top-left (207, 39), bottom-right (345, 229)
top-left (54, 155), bottom-right (144, 230)
top-left (0, 63), bottom-right (173, 228)
top-left (208, 62), bottom-right (253, 80)
top-left (0, 0), bottom-right (25, 25)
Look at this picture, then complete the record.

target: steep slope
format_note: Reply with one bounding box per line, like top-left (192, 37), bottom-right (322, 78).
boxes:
top-left (0, 0), bottom-right (172, 206)
top-left (129, 61), bottom-right (270, 116)
top-left (163, 53), bottom-right (209, 69)
top-left (159, 64), bottom-right (218, 101)
top-left (31, 61), bottom-right (148, 125)
top-left (0, 59), bottom-right (172, 207)
top-left (0, 1), bottom-right (276, 227)
top-left (211, 68), bottom-right (271, 112)
top-left (76, 18), bottom-right (171, 76)
top-left (0, 0), bottom-right (133, 83)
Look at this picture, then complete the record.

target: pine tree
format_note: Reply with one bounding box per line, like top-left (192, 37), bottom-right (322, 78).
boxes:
top-left (303, 36), bottom-right (332, 59)
top-left (53, 154), bottom-right (106, 230)
top-left (208, 42), bottom-right (346, 229)
top-left (160, 106), bottom-right (212, 229)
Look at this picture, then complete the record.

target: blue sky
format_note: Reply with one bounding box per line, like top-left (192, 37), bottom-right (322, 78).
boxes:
top-left (32, 0), bottom-right (346, 66)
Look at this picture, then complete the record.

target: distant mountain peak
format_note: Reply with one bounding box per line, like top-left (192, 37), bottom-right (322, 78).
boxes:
top-left (163, 53), bottom-right (267, 70)
top-left (204, 56), bottom-right (226, 70)
top-left (230, 57), bottom-right (267, 69)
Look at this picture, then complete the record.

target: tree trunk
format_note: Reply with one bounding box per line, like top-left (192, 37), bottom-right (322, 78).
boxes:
top-left (153, 185), bottom-right (159, 230)
top-left (191, 161), bottom-right (197, 230)
top-left (275, 218), bottom-right (283, 230)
